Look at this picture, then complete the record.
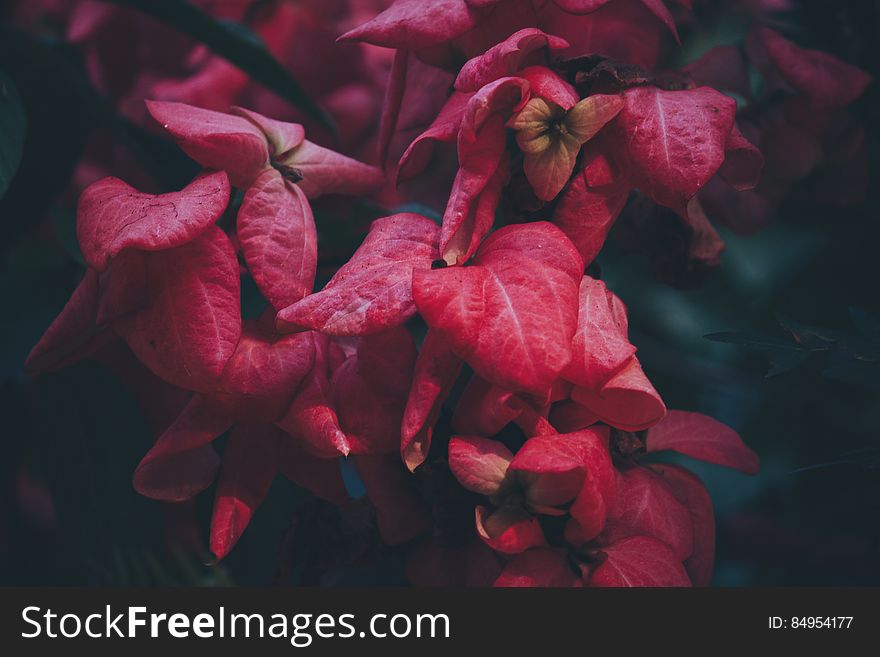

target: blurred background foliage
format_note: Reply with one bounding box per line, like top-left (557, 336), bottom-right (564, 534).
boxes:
top-left (1, 0), bottom-right (878, 586)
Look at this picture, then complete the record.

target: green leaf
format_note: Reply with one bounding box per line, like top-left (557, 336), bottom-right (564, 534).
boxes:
top-left (0, 68), bottom-right (26, 200)
top-left (704, 331), bottom-right (807, 351)
top-left (766, 349), bottom-right (812, 378)
top-left (105, 0), bottom-right (334, 131)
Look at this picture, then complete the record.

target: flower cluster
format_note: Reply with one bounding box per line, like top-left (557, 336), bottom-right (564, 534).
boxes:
top-left (25, 0), bottom-right (872, 585)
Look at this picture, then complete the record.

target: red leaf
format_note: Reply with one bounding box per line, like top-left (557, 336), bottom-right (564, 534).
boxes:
top-left (451, 375), bottom-right (526, 437)
top-left (494, 548), bottom-right (583, 587)
top-left (552, 146), bottom-right (630, 265)
top-left (549, 399), bottom-right (601, 433)
top-left (114, 226), bottom-right (242, 392)
top-left (588, 535), bottom-right (691, 587)
top-left (754, 27), bottom-right (872, 109)
top-left (338, 0), bottom-right (479, 51)
top-left (652, 464), bottom-right (715, 586)
top-left (516, 66), bottom-right (581, 110)
top-left (510, 427), bottom-right (614, 510)
top-left (77, 171), bottom-right (230, 272)
top-left (475, 506), bottom-right (546, 554)
top-left (401, 330), bottom-right (463, 470)
top-left (278, 140), bottom-right (385, 199)
top-left (133, 396), bottom-right (232, 502)
top-left (601, 466), bottom-right (693, 560)
top-left (276, 213), bottom-right (439, 335)
top-left (237, 169), bottom-right (317, 310)
top-left (398, 91), bottom-right (471, 183)
top-left (215, 320), bottom-right (315, 421)
top-left (332, 328), bottom-right (417, 455)
top-left (605, 86), bottom-right (737, 214)
top-left (570, 356), bottom-right (666, 431)
top-left (230, 106), bottom-right (305, 158)
top-left (210, 424), bottom-right (279, 560)
top-left (448, 435), bottom-right (513, 496)
top-left (566, 475), bottom-right (609, 544)
top-left (440, 78), bottom-right (529, 265)
top-left (455, 28), bottom-right (570, 92)
top-left (646, 410), bottom-right (759, 474)
top-left (146, 100), bottom-right (269, 188)
top-left (276, 333), bottom-right (350, 458)
top-left (562, 276), bottom-right (636, 390)
top-left (414, 222), bottom-right (583, 395)
top-left (719, 125), bottom-right (764, 192)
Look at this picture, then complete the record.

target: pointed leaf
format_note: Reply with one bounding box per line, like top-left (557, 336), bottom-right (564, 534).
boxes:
top-left (133, 396), bottom-right (232, 502)
top-left (652, 464), bottom-right (715, 586)
top-left (210, 423), bottom-right (279, 560)
top-left (277, 213), bottom-right (439, 335)
top-left (589, 535), bottom-right (691, 587)
top-left (440, 77), bottom-right (529, 264)
top-left (25, 269), bottom-right (106, 376)
top-left (414, 222), bottom-right (583, 395)
top-left (280, 140), bottom-right (384, 199)
top-left (276, 333), bottom-right (350, 458)
top-left (146, 100), bottom-right (269, 188)
top-left (338, 0), bottom-right (479, 50)
top-left (601, 467), bottom-right (693, 560)
top-left (646, 410), bottom-right (759, 474)
top-left (237, 169), bottom-right (316, 310)
top-left (756, 27), bottom-right (872, 109)
top-left (401, 330), bottom-right (463, 470)
top-left (452, 375), bottom-right (526, 437)
top-left (605, 86), bottom-right (736, 214)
